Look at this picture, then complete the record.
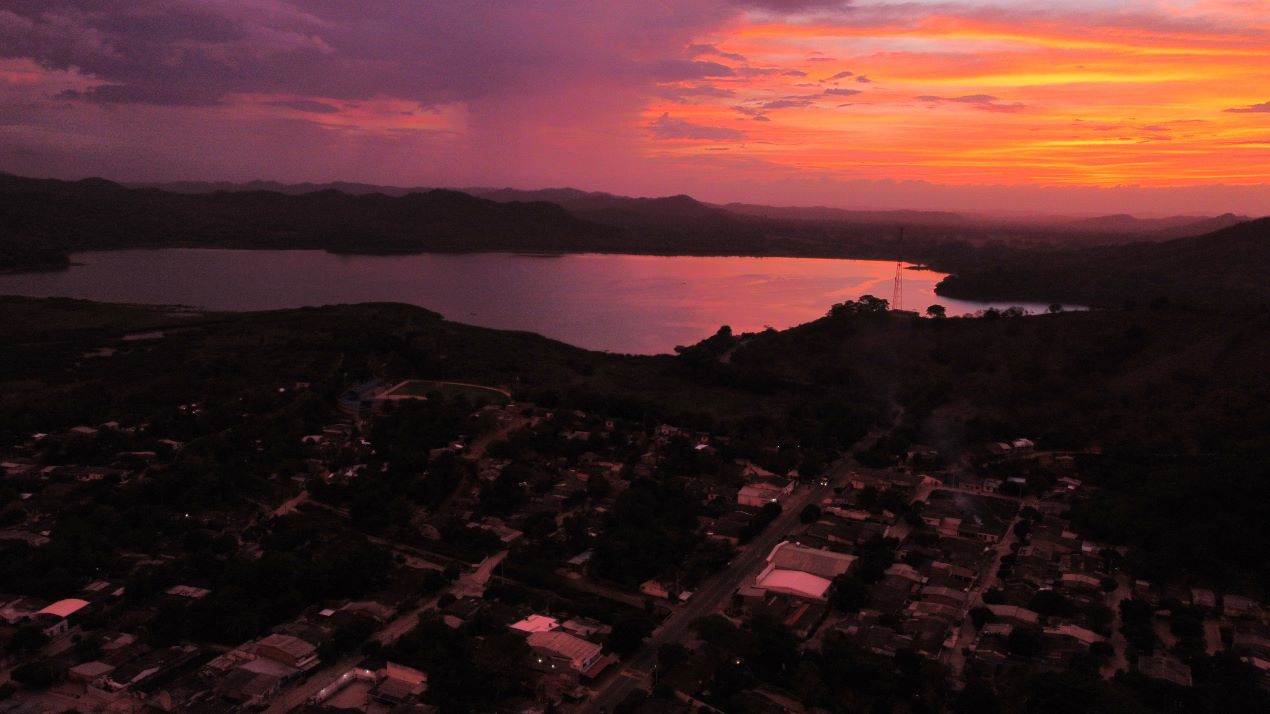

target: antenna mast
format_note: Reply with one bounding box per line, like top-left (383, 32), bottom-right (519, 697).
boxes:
top-left (891, 226), bottom-right (904, 311)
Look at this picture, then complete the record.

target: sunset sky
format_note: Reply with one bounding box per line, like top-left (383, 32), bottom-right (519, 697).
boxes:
top-left (3, 1), bottom-right (1270, 214)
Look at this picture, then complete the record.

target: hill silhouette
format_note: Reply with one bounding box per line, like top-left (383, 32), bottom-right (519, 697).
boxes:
top-left (935, 217), bottom-right (1270, 307)
top-left (4, 173), bottom-right (1268, 307)
top-left (0, 174), bottom-right (619, 258)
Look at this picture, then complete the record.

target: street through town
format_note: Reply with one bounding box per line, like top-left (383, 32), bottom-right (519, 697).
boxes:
top-left (578, 469), bottom-right (840, 713)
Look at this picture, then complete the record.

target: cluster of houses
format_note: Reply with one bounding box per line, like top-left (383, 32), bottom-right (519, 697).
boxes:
top-left (5, 376), bottom-right (1270, 714)
top-left (658, 437), bottom-right (1270, 708)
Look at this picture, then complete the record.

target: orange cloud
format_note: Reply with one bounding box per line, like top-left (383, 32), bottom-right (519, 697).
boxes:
top-left (640, 3), bottom-right (1270, 188)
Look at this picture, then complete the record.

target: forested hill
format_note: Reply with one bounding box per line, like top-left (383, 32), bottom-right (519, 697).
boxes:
top-left (935, 217), bottom-right (1270, 308)
top-left (0, 175), bottom-right (885, 266)
top-left (0, 174), bottom-right (620, 259)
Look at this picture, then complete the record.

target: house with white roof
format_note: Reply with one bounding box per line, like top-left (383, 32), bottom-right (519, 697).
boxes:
top-left (754, 541), bottom-right (857, 601)
top-left (527, 631), bottom-right (603, 674)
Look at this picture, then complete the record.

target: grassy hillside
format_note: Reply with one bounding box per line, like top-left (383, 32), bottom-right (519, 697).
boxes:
top-left (936, 217), bottom-right (1270, 307)
top-left (5, 298), bottom-right (1266, 458)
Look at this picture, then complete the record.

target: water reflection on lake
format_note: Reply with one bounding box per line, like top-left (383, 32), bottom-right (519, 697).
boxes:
top-left (0, 250), bottom-right (1058, 354)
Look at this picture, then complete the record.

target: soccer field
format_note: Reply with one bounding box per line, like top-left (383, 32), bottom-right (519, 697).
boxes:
top-left (382, 379), bottom-right (511, 405)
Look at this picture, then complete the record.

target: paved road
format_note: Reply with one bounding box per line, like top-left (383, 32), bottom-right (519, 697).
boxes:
top-left (263, 553), bottom-right (507, 713)
top-left (579, 477), bottom-right (834, 713)
top-left (1103, 577), bottom-right (1133, 677)
top-left (272, 491), bottom-right (309, 517)
top-left (264, 599), bottom-right (437, 714)
top-left (942, 505), bottom-right (1025, 677)
top-left (451, 550), bottom-right (508, 598)
top-left (263, 652), bottom-right (362, 714)
top-left (465, 415), bottom-right (528, 460)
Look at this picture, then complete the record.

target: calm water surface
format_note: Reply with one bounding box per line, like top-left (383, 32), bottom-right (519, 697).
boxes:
top-left (0, 250), bottom-right (1055, 353)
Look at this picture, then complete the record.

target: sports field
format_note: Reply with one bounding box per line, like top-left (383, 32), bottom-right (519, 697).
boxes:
top-left (381, 379), bottom-right (511, 405)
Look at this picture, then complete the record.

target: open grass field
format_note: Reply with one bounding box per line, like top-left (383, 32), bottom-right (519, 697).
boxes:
top-left (383, 379), bottom-right (511, 405)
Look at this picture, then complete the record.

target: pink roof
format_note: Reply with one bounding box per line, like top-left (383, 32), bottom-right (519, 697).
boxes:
top-left (36, 598), bottom-right (89, 619)
top-left (756, 569), bottom-right (832, 599)
top-left (510, 614), bottom-right (560, 633)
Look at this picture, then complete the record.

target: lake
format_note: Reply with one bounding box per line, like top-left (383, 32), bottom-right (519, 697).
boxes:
top-left (0, 250), bottom-right (1056, 354)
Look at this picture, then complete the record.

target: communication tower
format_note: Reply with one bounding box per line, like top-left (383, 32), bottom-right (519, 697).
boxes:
top-left (891, 227), bottom-right (905, 311)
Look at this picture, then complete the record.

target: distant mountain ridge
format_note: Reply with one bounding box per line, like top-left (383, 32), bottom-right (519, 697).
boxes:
top-left (1, 174), bottom-right (619, 257)
top-left (1062, 212), bottom-right (1248, 239)
top-left (134, 178), bottom-right (1248, 239)
top-left (129, 179), bottom-right (434, 197)
top-left (721, 202), bottom-right (972, 227)
top-left (4, 173), bottom-right (1268, 308)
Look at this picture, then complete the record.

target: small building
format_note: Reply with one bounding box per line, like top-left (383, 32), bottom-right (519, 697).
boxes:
top-left (165, 585), bottom-right (211, 599)
top-left (920, 585), bottom-right (969, 610)
top-left (1138, 655), bottom-right (1194, 687)
top-left (371, 662), bottom-right (427, 706)
top-left (34, 598), bottom-right (89, 637)
top-left (768, 541), bottom-right (856, 579)
top-left (255, 633), bottom-right (319, 670)
top-left (561, 617), bottom-right (611, 639)
top-left (0, 596), bottom-right (47, 625)
top-left (754, 542), bottom-right (857, 601)
top-left (1061, 572), bottom-right (1102, 590)
top-left (510, 614), bottom-right (560, 634)
top-left (986, 604), bottom-right (1041, 627)
top-left (527, 631), bottom-right (604, 674)
top-left (756, 569), bottom-right (834, 601)
top-left (738, 478), bottom-right (795, 507)
top-left (1191, 588), bottom-right (1217, 609)
top-left (1223, 594), bottom-right (1259, 619)
top-left (1044, 623), bottom-right (1104, 647)
top-left (640, 580), bottom-right (673, 600)
top-left (68, 660), bottom-right (115, 685)
top-left (216, 668), bottom-right (283, 708)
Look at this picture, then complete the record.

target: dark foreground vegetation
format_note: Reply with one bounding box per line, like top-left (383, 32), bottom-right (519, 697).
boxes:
top-left (3, 173), bottom-right (1267, 309)
top-left (0, 292), bottom-right (1267, 711)
top-left (1, 296), bottom-right (1267, 589)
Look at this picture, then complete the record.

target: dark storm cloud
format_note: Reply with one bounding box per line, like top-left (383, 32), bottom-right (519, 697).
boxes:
top-left (686, 43), bottom-right (746, 62)
top-left (1224, 101), bottom-right (1270, 114)
top-left (648, 112), bottom-right (744, 140)
top-left (0, 1), bottom-right (756, 107)
top-left (267, 99), bottom-right (342, 114)
top-left (657, 84), bottom-right (738, 102)
top-left (917, 94), bottom-right (1025, 113)
top-left (649, 60), bottom-right (737, 81)
top-left (758, 97), bottom-right (815, 110)
top-left (726, 0), bottom-right (851, 10)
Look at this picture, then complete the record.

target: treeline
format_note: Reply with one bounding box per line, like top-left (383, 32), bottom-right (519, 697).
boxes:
top-left (0, 234), bottom-right (70, 273)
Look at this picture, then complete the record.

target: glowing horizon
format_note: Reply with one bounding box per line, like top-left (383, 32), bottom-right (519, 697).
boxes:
top-left (2, 1), bottom-right (1270, 214)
